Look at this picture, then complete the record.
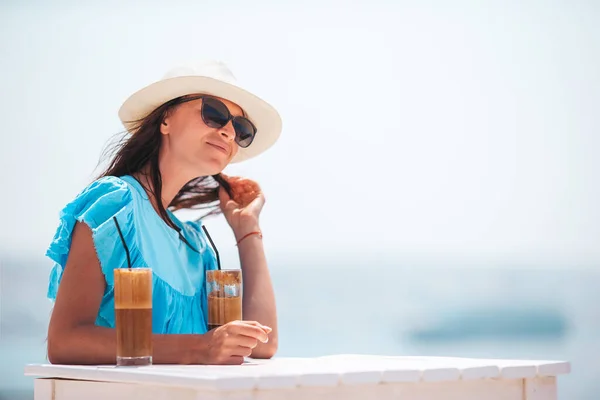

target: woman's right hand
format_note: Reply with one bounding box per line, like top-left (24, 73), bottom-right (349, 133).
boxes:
top-left (201, 321), bottom-right (272, 365)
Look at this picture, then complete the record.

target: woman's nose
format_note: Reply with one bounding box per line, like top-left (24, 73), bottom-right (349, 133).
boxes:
top-left (219, 121), bottom-right (236, 141)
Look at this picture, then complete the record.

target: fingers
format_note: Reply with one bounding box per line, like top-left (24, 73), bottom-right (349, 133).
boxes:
top-left (234, 325), bottom-right (270, 344)
top-left (222, 356), bottom-right (244, 365)
top-left (239, 181), bottom-right (261, 199)
top-left (217, 174), bottom-right (239, 202)
top-left (227, 176), bottom-right (260, 194)
top-left (220, 174), bottom-right (256, 189)
top-left (235, 187), bottom-right (262, 208)
top-left (218, 175), bottom-right (263, 209)
top-left (240, 320), bottom-right (272, 334)
top-left (206, 321), bottom-right (273, 365)
top-left (231, 334), bottom-right (260, 349)
top-left (218, 185), bottom-right (231, 202)
top-left (231, 345), bottom-right (254, 358)
top-left (248, 193), bottom-right (266, 214)
top-left (218, 186), bottom-right (239, 215)
top-left (228, 321), bottom-right (270, 343)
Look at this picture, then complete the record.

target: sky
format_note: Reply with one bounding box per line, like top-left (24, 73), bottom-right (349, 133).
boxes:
top-left (0, 0), bottom-right (598, 269)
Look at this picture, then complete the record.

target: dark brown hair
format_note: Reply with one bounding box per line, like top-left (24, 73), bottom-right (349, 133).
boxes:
top-left (98, 95), bottom-right (233, 232)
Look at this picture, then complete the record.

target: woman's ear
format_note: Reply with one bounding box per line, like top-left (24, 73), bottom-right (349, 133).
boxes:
top-left (160, 116), bottom-right (170, 135)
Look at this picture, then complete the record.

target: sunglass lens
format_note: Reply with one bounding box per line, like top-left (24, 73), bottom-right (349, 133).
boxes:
top-left (202, 97), bottom-right (230, 128)
top-left (232, 117), bottom-right (256, 148)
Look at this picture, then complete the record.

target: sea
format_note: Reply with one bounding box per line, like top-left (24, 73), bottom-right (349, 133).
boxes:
top-left (1, 254), bottom-right (598, 399)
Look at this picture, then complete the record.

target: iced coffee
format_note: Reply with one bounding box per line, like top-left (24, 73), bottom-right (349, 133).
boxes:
top-left (206, 270), bottom-right (242, 330)
top-left (114, 268), bottom-right (153, 366)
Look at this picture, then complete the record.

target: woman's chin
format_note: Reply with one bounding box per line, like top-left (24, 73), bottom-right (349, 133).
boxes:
top-left (195, 158), bottom-right (228, 177)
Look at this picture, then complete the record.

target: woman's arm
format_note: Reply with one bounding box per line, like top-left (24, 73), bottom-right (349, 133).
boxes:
top-left (236, 225), bottom-right (278, 359)
top-left (47, 223), bottom-right (198, 364)
top-left (47, 222), bottom-right (268, 365)
top-left (217, 175), bottom-right (279, 359)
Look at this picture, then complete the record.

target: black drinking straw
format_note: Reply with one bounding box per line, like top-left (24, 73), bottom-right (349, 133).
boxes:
top-left (202, 225), bottom-right (221, 270)
top-left (113, 217), bottom-right (132, 269)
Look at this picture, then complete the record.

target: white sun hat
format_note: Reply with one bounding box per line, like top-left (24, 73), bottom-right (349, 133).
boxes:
top-left (118, 60), bottom-right (282, 163)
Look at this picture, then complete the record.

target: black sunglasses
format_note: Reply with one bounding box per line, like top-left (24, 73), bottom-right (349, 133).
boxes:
top-left (180, 95), bottom-right (257, 148)
top-left (166, 95), bottom-right (257, 148)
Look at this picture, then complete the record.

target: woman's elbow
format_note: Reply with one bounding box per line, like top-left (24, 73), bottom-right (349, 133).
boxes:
top-left (47, 334), bottom-right (65, 364)
top-left (47, 328), bottom-right (74, 365)
top-left (252, 338), bottom-right (278, 359)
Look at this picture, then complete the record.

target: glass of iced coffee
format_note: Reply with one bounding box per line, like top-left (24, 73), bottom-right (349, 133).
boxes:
top-left (114, 268), bottom-right (153, 366)
top-left (206, 269), bottom-right (242, 330)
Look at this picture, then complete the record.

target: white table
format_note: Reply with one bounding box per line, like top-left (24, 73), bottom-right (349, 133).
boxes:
top-left (24, 354), bottom-right (571, 400)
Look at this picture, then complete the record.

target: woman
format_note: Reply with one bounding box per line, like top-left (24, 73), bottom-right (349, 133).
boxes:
top-left (45, 61), bottom-right (281, 365)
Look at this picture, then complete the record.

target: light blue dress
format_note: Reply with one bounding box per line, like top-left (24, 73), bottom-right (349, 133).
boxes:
top-left (46, 175), bottom-right (218, 334)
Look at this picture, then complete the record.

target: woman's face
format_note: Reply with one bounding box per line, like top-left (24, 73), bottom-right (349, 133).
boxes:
top-left (160, 95), bottom-right (241, 176)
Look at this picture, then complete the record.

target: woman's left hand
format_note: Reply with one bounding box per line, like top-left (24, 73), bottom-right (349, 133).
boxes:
top-left (218, 174), bottom-right (265, 239)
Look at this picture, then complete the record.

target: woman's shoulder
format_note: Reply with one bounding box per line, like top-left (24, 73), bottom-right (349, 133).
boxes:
top-left (47, 175), bottom-right (146, 300)
top-left (67, 175), bottom-right (133, 206)
top-left (46, 176), bottom-right (138, 264)
top-left (77, 175), bottom-right (143, 202)
top-left (59, 176), bottom-right (136, 223)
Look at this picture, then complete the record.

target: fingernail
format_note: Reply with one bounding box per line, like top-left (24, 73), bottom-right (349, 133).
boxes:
top-left (262, 337), bottom-right (269, 344)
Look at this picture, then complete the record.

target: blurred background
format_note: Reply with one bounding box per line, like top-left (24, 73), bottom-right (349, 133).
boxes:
top-left (1, 0), bottom-right (598, 398)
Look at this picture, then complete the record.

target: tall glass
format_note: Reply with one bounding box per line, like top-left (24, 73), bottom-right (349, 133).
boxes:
top-left (206, 270), bottom-right (243, 330)
top-left (114, 268), bottom-right (153, 366)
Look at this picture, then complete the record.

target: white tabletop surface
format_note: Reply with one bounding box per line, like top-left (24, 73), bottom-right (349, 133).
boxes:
top-left (24, 354), bottom-right (571, 391)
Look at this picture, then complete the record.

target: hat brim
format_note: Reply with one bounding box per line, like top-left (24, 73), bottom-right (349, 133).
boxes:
top-left (118, 76), bottom-right (282, 163)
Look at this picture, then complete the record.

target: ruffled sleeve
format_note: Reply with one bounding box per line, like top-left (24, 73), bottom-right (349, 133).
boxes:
top-left (46, 176), bottom-right (143, 302)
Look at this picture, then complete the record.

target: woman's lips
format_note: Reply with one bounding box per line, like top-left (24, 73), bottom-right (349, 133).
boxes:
top-left (207, 141), bottom-right (229, 155)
